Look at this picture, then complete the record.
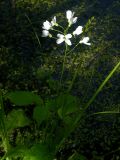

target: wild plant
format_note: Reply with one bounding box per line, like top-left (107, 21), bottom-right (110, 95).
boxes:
top-left (0, 10), bottom-right (120, 160)
top-left (42, 10), bottom-right (91, 92)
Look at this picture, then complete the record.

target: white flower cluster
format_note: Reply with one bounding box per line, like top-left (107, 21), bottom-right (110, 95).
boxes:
top-left (42, 16), bottom-right (57, 37)
top-left (42, 10), bottom-right (91, 46)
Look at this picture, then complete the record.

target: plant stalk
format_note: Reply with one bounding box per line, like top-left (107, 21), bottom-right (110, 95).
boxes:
top-left (60, 43), bottom-right (68, 86)
top-left (0, 90), bottom-right (11, 160)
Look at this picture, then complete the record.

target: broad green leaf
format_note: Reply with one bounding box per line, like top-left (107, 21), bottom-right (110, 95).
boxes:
top-left (6, 91), bottom-right (43, 106)
top-left (3, 146), bottom-right (28, 159)
top-left (57, 94), bottom-right (78, 119)
top-left (23, 144), bottom-right (53, 160)
top-left (56, 94), bottom-right (80, 129)
top-left (3, 144), bottom-right (53, 160)
top-left (6, 109), bottom-right (30, 131)
top-left (0, 109), bottom-right (5, 135)
top-left (45, 99), bottom-right (58, 111)
top-left (33, 106), bottom-right (49, 125)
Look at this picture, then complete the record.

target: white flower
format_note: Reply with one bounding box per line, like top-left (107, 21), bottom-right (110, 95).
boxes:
top-left (66, 10), bottom-right (77, 26)
top-left (56, 34), bottom-right (72, 46)
top-left (42, 20), bottom-right (52, 30)
top-left (79, 37), bottom-right (91, 45)
top-left (73, 26), bottom-right (83, 36)
top-left (42, 30), bottom-right (49, 37)
top-left (51, 16), bottom-right (58, 27)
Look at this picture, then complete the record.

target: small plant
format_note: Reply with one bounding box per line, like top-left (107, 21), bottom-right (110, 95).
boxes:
top-left (42, 10), bottom-right (91, 91)
top-left (0, 9), bottom-right (120, 160)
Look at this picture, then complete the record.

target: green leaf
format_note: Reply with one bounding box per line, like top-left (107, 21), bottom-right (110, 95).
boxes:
top-left (45, 99), bottom-right (58, 111)
top-left (57, 94), bottom-right (78, 119)
top-left (33, 106), bottom-right (49, 125)
top-left (6, 91), bottom-right (43, 106)
top-left (6, 109), bottom-right (30, 131)
top-left (3, 146), bottom-right (28, 159)
top-left (3, 144), bottom-right (53, 160)
top-left (23, 144), bottom-right (53, 160)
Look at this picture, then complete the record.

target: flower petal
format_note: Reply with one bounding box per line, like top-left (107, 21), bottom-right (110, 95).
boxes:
top-left (73, 26), bottom-right (83, 35)
top-left (51, 16), bottom-right (56, 26)
top-left (57, 34), bottom-right (64, 39)
top-left (85, 42), bottom-right (91, 46)
top-left (79, 37), bottom-right (91, 45)
top-left (42, 30), bottom-right (49, 37)
top-left (65, 34), bottom-right (72, 39)
top-left (73, 17), bottom-right (77, 24)
top-left (66, 10), bottom-right (72, 20)
top-left (42, 20), bottom-right (51, 30)
top-left (65, 39), bottom-right (72, 46)
top-left (81, 37), bottom-right (89, 43)
top-left (53, 16), bottom-right (56, 23)
top-left (56, 38), bottom-right (64, 44)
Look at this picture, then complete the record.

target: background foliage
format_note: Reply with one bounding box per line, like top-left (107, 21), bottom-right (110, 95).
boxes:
top-left (0, 0), bottom-right (120, 159)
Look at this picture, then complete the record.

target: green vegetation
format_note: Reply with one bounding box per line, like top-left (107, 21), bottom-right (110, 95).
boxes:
top-left (0, 0), bottom-right (120, 159)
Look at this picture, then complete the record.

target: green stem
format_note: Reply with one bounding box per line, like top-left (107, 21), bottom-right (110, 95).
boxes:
top-left (57, 24), bottom-right (65, 31)
top-left (74, 61), bottom-right (120, 126)
top-left (66, 41), bottom-right (80, 55)
top-left (59, 25), bottom-right (80, 89)
top-left (56, 61), bottom-right (120, 151)
top-left (65, 42), bottom-right (80, 92)
top-left (67, 47), bottom-right (81, 92)
top-left (0, 91), bottom-right (11, 160)
top-left (84, 61), bottom-right (120, 111)
top-left (60, 44), bottom-right (68, 86)
top-left (64, 25), bottom-right (69, 35)
top-left (50, 36), bottom-right (57, 40)
top-left (67, 63), bottom-right (80, 92)
top-left (25, 14), bottom-right (41, 48)
top-left (0, 91), bottom-right (6, 139)
top-left (51, 28), bottom-right (63, 34)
